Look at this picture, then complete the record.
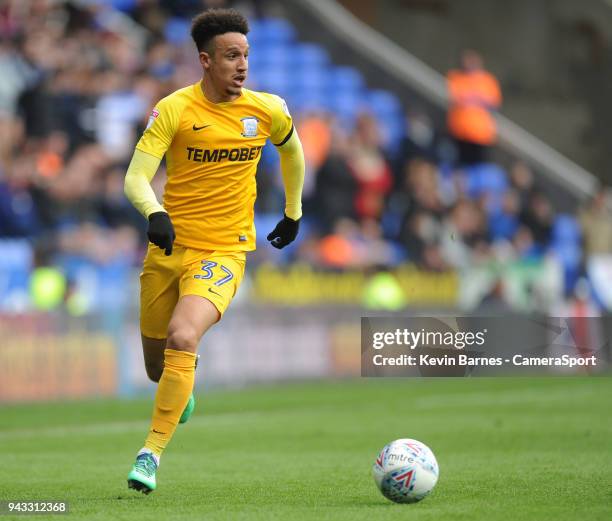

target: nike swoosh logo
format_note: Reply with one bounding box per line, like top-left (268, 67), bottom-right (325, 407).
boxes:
top-left (208, 287), bottom-right (221, 296)
top-left (193, 124), bottom-right (211, 131)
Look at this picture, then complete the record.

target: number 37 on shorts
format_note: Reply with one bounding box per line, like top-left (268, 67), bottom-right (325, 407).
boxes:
top-left (194, 260), bottom-right (234, 286)
top-left (183, 251), bottom-right (246, 314)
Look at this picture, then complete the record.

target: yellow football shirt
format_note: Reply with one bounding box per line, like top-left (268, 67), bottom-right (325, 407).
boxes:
top-left (135, 82), bottom-right (293, 251)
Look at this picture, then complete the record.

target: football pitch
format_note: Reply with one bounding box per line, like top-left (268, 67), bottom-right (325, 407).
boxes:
top-left (1, 377), bottom-right (610, 520)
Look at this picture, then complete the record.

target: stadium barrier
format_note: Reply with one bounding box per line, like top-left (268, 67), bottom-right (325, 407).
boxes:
top-left (2, 305), bottom-right (610, 403)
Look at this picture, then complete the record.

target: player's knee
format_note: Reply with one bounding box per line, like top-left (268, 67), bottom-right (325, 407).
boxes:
top-left (166, 324), bottom-right (199, 352)
top-left (145, 362), bottom-right (163, 382)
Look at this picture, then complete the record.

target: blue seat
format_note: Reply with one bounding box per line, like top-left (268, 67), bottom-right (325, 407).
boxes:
top-left (553, 243), bottom-right (581, 266)
top-left (464, 167), bottom-right (483, 197)
top-left (464, 163), bottom-right (508, 198)
top-left (293, 67), bottom-right (329, 93)
top-left (109, 0), bottom-right (137, 13)
top-left (332, 66), bottom-right (365, 91)
top-left (246, 53), bottom-right (264, 72)
top-left (329, 92), bottom-right (363, 119)
top-left (488, 213), bottom-right (519, 241)
top-left (380, 118), bottom-right (406, 151)
top-left (381, 208), bottom-right (403, 239)
top-left (0, 239), bottom-right (33, 310)
top-left (294, 43), bottom-right (329, 67)
top-left (257, 18), bottom-right (296, 44)
top-left (367, 90), bottom-right (402, 117)
top-left (247, 19), bottom-right (266, 46)
top-left (164, 17), bottom-right (191, 46)
top-left (479, 164), bottom-right (508, 194)
top-left (552, 243), bottom-right (583, 293)
top-left (257, 46), bottom-right (293, 68)
top-left (552, 214), bottom-right (581, 244)
top-left (256, 70), bottom-right (292, 97)
top-left (292, 93), bottom-right (329, 113)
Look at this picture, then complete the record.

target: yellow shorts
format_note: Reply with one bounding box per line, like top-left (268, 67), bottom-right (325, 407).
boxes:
top-left (139, 244), bottom-right (246, 339)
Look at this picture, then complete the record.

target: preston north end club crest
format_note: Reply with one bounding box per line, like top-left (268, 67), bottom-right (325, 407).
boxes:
top-left (241, 116), bottom-right (259, 137)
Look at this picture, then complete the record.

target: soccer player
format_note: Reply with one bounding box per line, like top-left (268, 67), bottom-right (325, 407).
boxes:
top-left (123, 9), bottom-right (304, 494)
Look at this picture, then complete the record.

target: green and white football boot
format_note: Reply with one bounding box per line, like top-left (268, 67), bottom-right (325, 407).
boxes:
top-left (127, 450), bottom-right (159, 494)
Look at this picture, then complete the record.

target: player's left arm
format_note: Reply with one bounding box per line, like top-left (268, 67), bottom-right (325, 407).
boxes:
top-left (277, 129), bottom-right (305, 222)
top-left (267, 97), bottom-right (305, 249)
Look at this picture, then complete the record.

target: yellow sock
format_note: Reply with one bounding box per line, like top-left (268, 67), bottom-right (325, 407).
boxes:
top-left (144, 348), bottom-right (196, 456)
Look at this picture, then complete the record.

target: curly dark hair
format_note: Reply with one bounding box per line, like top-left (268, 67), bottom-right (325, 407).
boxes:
top-left (191, 8), bottom-right (249, 53)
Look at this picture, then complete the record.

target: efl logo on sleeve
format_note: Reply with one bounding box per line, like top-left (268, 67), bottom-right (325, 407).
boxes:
top-left (146, 108), bottom-right (160, 130)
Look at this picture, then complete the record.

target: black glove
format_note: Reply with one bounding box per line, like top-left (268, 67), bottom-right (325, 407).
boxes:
top-left (147, 211), bottom-right (175, 256)
top-left (267, 214), bottom-right (300, 249)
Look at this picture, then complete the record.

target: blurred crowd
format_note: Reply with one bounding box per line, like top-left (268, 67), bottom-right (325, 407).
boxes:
top-left (0, 0), bottom-right (268, 267)
top-left (1, 0), bottom-right (611, 291)
top-left (297, 110), bottom-right (582, 273)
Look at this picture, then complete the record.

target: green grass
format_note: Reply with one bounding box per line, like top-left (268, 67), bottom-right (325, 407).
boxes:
top-left (1, 378), bottom-right (611, 520)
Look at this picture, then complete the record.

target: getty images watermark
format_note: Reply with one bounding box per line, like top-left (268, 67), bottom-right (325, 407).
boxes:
top-left (361, 317), bottom-right (608, 376)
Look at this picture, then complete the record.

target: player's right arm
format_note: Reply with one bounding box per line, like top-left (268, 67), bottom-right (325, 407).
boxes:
top-left (124, 149), bottom-right (164, 218)
top-left (124, 149), bottom-right (175, 255)
top-left (124, 97), bottom-right (182, 255)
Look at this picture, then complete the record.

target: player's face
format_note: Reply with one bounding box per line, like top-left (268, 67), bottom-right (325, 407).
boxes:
top-left (201, 32), bottom-right (249, 98)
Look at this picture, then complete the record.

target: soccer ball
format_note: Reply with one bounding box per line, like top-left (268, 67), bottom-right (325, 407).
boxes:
top-left (372, 438), bottom-right (439, 503)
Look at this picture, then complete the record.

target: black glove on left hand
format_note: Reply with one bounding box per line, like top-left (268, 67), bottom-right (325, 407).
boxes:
top-left (147, 211), bottom-right (175, 256)
top-left (267, 214), bottom-right (300, 249)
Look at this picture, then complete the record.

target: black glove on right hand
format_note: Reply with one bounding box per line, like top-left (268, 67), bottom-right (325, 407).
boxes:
top-left (147, 211), bottom-right (175, 256)
top-left (267, 214), bottom-right (300, 249)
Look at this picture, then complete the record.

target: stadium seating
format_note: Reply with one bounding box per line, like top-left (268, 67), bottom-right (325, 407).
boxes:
top-left (247, 17), bottom-right (405, 148)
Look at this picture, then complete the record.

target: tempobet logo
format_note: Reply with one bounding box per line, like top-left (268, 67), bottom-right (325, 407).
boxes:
top-left (186, 146), bottom-right (263, 163)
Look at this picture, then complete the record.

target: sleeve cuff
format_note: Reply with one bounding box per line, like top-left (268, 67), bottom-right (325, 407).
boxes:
top-left (135, 144), bottom-right (165, 160)
top-left (273, 125), bottom-right (294, 147)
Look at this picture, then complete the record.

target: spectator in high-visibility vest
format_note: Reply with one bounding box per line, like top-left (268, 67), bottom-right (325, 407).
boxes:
top-left (447, 50), bottom-right (502, 166)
